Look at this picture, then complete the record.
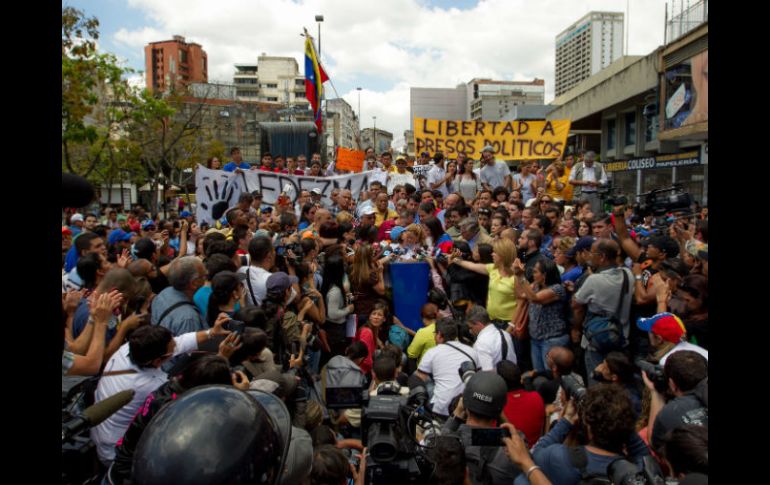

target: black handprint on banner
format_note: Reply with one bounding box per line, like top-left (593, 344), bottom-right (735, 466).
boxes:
top-left (199, 173), bottom-right (241, 222)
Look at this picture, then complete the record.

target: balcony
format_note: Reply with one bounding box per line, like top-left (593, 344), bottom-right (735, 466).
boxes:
top-left (666, 0), bottom-right (708, 44)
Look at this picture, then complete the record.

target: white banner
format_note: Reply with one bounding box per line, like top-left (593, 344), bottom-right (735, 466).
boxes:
top-left (411, 164), bottom-right (432, 178)
top-left (195, 165), bottom-right (378, 224)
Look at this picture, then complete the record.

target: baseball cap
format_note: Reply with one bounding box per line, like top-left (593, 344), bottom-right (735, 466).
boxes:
top-left (395, 155), bottom-right (407, 163)
top-left (261, 207), bottom-right (273, 213)
top-left (311, 188), bottom-right (323, 195)
top-left (70, 213), bottom-right (84, 223)
top-left (117, 214), bottom-right (127, 222)
top-left (636, 312), bottom-right (685, 343)
top-left (141, 220), bottom-right (157, 230)
top-left (266, 272), bottom-right (298, 295)
top-left (482, 145), bottom-right (495, 153)
top-left (254, 229), bottom-right (271, 239)
top-left (566, 236), bottom-right (596, 258)
top-left (389, 226), bottom-right (406, 242)
top-left (362, 206), bottom-right (376, 216)
top-left (108, 229), bottom-right (135, 245)
top-left (462, 371), bottom-right (508, 419)
top-left (180, 210), bottom-right (191, 218)
top-left (62, 226), bottom-right (73, 236)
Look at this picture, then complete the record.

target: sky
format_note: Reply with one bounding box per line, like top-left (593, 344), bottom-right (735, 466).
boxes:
top-left (65, 0), bottom-right (669, 150)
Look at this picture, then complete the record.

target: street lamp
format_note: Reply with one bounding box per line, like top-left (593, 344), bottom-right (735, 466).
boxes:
top-left (373, 116), bottom-right (377, 154)
top-left (356, 87), bottom-right (362, 124)
top-left (315, 15), bottom-right (324, 58)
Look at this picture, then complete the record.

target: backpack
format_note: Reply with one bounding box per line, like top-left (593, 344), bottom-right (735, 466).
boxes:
top-left (584, 269), bottom-right (629, 354)
top-left (567, 446), bottom-right (613, 484)
top-left (321, 355), bottom-right (366, 410)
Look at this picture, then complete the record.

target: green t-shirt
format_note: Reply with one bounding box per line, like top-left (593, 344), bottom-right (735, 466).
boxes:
top-left (407, 322), bottom-right (436, 365)
top-left (485, 264), bottom-right (518, 321)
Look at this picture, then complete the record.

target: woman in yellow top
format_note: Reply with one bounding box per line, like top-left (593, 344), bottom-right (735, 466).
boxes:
top-left (447, 238), bottom-right (518, 327)
top-left (544, 160), bottom-right (571, 201)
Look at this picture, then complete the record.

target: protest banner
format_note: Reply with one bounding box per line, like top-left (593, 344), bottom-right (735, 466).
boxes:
top-left (195, 165), bottom-right (377, 225)
top-left (335, 147), bottom-right (365, 172)
top-left (413, 118), bottom-right (571, 160)
top-left (410, 164), bottom-right (432, 178)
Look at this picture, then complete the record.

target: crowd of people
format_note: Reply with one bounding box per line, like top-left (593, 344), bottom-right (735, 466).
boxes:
top-left (62, 145), bottom-right (708, 485)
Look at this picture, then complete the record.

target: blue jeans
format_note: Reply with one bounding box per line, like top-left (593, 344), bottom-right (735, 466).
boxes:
top-left (531, 334), bottom-right (570, 372)
top-left (584, 347), bottom-right (606, 386)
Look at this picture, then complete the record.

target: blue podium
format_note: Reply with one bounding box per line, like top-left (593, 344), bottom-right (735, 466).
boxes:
top-left (387, 262), bottom-right (430, 333)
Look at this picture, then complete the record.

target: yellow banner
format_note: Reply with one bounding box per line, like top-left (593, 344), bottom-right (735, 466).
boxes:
top-left (413, 118), bottom-right (571, 160)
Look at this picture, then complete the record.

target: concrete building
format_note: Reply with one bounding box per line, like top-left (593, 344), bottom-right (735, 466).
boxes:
top-left (555, 12), bottom-right (624, 97)
top-left (547, 19), bottom-right (708, 204)
top-left (324, 98), bottom-right (360, 158)
top-left (233, 55), bottom-right (310, 113)
top-left (467, 79), bottom-right (545, 120)
top-left (410, 78), bottom-right (545, 127)
top-left (404, 130), bottom-right (415, 157)
top-left (360, 128), bottom-right (393, 155)
top-left (145, 35), bottom-right (208, 93)
top-left (410, 86), bottom-right (467, 129)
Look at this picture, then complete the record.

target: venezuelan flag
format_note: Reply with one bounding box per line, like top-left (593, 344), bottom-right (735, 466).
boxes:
top-left (304, 36), bottom-right (329, 133)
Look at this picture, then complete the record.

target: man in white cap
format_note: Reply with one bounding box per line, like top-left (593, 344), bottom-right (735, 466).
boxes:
top-left (69, 213), bottom-right (85, 236)
top-left (479, 145), bottom-right (511, 192)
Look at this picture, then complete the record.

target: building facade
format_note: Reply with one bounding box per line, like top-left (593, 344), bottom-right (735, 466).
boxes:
top-left (324, 98), bottom-right (360, 158)
top-left (233, 55), bottom-right (310, 109)
top-left (360, 128), bottom-right (393, 155)
top-left (555, 12), bottom-right (624, 97)
top-left (410, 78), bottom-right (545, 127)
top-left (145, 35), bottom-right (208, 93)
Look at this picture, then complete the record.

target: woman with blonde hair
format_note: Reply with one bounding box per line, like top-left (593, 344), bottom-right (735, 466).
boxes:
top-left (447, 238), bottom-right (518, 328)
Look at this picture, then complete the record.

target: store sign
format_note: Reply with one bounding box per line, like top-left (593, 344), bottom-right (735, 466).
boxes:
top-left (605, 150), bottom-right (701, 172)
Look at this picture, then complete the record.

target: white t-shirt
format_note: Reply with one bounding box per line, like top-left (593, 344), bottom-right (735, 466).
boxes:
top-left (418, 341), bottom-right (480, 416)
top-left (387, 171), bottom-right (417, 195)
top-left (473, 323), bottom-right (517, 371)
top-left (659, 341), bottom-right (709, 366)
top-left (427, 165), bottom-right (449, 197)
top-left (479, 160), bottom-right (510, 189)
top-left (91, 332), bottom-right (198, 463)
top-left (238, 265), bottom-right (272, 306)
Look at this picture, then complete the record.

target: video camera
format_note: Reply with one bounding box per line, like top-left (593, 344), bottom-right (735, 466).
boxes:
top-left (560, 374), bottom-right (587, 403)
top-left (637, 184), bottom-right (692, 216)
top-left (361, 385), bottom-right (435, 484)
top-left (274, 240), bottom-right (304, 271)
top-left (635, 359), bottom-right (669, 395)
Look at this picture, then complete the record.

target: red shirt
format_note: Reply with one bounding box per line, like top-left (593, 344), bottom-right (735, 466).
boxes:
top-left (354, 326), bottom-right (375, 377)
top-left (260, 166), bottom-right (280, 173)
top-left (282, 169), bottom-right (305, 175)
top-left (502, 390), bottom-right (545, 448)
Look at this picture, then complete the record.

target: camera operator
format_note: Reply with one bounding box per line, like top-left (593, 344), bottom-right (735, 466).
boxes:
top-left (643, 350), bottom-right (708, 454)
top-left (466, 305), bottom-right (517, 370)
top-left (340, 355), bottom-right (410, 429)
top-left (90, 313), bottom-right (231, 466)
top-left (238, 236), bottom-right (274, 306)
top-left (441, 371), bottom-right (522, 484)
top-left (528, 383), bottom-right (650, 484)
top-left (107, 353), bottom-right (244, 484)
top-left (414, 318), bottom-right (480, 418)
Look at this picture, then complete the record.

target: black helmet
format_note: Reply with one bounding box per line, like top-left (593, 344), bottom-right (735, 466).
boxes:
top-left (462, 371), bottom-right (507, 419)
top-left (133, 385), bottom-right (291, 485)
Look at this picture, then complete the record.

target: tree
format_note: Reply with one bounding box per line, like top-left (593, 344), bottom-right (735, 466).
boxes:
top-left (62, 6), bottom-right (140, 198)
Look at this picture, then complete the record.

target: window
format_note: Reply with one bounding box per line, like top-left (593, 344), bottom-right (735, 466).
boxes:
top-left (624, 112), bottom-right (636, 146)
top-left (606, 118), bottom-right (616, 150)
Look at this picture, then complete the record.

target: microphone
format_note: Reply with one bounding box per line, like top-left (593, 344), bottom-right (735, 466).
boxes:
top-left (62, 173), bottom-right (95, 208)
top-left (62, 389), bottom-right (135, 442)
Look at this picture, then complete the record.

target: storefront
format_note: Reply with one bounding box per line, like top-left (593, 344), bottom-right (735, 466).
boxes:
top-left (606, 146), bottom-right (707, 205)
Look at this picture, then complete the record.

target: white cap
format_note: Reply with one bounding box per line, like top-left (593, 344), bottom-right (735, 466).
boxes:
top-left (311, 188), bottom-right (323, 195)
top-left (363, 206), bottom-right (376, 216)
top-left (70, 213), bottom-right (84, 222)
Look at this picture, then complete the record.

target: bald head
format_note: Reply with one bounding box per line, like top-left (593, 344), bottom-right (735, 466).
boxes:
top-left (548, 346), bottom-right (574, 376)
top-left (315, 208), bottom-right (332, 226)
top-left (444, 193), bottom-right (461, 210)
top-left (128, 259), bottom-right (154, 278)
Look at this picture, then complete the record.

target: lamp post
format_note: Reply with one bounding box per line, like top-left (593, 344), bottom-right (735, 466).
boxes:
top-left (315, 15), bottom-right (324, 58)
top-left (356, 87), bottom-right (362, 125)
top-left (373, 116), bottom-right (377, 154)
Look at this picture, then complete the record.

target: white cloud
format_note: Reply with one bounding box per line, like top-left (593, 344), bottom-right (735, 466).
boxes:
top-left (113, 0), bottom-right (668, 137)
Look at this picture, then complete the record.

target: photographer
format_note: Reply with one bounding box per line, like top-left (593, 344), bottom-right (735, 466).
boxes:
top-left (528, 383), bottom-right (650, 484)
top-left (643, 350), bottom-right (707, 454)
top-left (441, 371), bottom-right (522, 484)
top-left (238, 236), bottom-right (274, 306)
top-left (660, 425), bottom-right (708, 482)
top-left (340, 354), bottom-right (410, 429)
top-left (415, 318), bottom-right (480, 418)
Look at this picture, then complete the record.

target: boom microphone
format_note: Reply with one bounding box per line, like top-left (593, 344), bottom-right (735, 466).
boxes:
top-left (62, 389), bottom-right (135, 442)
top-left (62, 172), bottom-right (95, 208)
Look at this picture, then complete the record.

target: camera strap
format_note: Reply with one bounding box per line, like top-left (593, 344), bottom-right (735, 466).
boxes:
top-left (445, 343), bottom-right (477, 370)
top-left (496, 328), bottom-right (509, 360)
top-left (155, 301), bottom-right (197, 326)
top-left (245, 268), bottom-right (259, 306)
